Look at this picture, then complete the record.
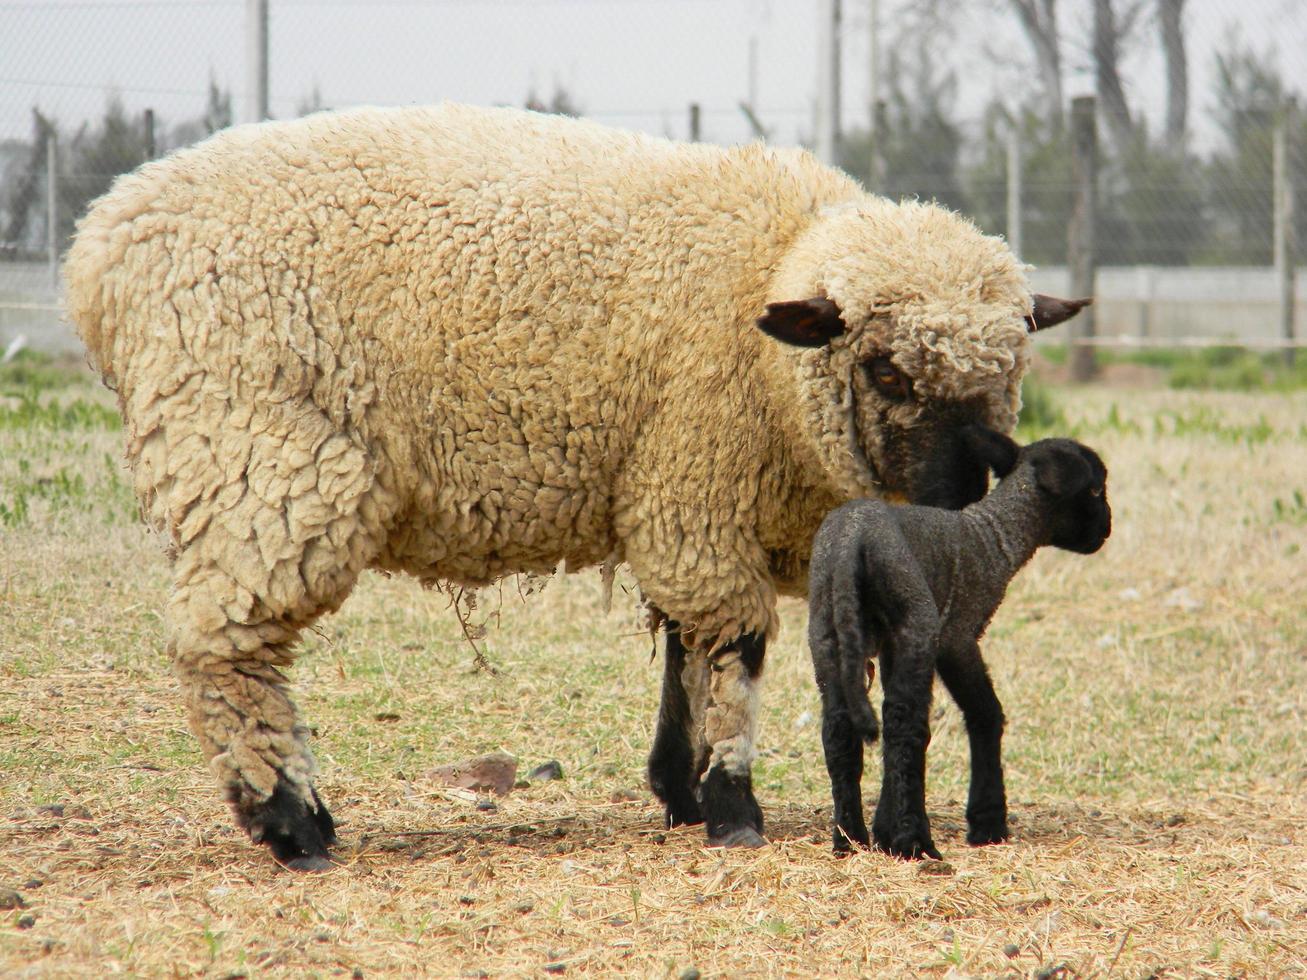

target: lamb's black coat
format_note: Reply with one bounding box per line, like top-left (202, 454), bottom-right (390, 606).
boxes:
top-left (807, 437), bottom-right (1111, 857)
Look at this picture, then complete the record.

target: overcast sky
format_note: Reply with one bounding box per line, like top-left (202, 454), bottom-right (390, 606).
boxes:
top-left (2, 0), bottom-right (1306, 156)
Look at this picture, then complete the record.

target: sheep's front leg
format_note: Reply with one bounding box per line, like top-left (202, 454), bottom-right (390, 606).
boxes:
top-left (872, 616), bottom-right (942, 860)
top-left (648, 620), bottom-right (709, 827)
top-left (936, 641), bottom-right (1009, 845)
top-left (696, 631), bottom-right (767, 847)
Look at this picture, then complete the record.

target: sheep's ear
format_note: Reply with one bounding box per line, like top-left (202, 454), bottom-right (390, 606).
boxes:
top-left (961, 425), bottom-right (1020, 479)
top-left (756, 297), bottom-right (846, 347)
top-left (1034, 449), bottom-right (1092, 497)
top-left (1027, 294), bottom-right (1092, 332)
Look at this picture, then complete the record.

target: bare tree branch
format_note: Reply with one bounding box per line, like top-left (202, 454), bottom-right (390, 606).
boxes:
top-left (1158, 0), bottom-right (1188, 146)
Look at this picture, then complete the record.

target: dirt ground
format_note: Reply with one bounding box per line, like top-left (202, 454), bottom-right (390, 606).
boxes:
top-left (2, 367), bottom-right (1305, 977)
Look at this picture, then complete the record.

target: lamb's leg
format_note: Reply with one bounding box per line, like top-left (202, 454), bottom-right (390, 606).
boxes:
top-left (810, 594), bottom-right (870, 852)
top-left (871, 615), bottom-right (942, 860)
top-left (698, 631), bottom-right (767, 848)
top-left (936, 642), bottom-right (1009, 845)
top-left (648, 620), bottom-right (709, 827)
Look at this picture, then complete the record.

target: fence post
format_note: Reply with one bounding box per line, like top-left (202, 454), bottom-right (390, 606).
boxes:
top-left (1274, 102), bottom-right (1297, 367)
top-left (689, 103), bottom-right (701, 142)
top-left (245, 0), bottom-right (269, 124)
top-left (46, 133), bottom-right (59, 289)
top-left (1006, 128), bottom-right (1022, 260)
top-left (144, 108), bottom-right (156, 161)
top-left (1069, 96), bottom-right (1098, 382)
top-left (815, 0), bottom-right (840, 165)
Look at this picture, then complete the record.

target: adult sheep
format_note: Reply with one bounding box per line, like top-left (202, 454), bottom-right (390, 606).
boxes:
top-left (63, 102), bottom-right (1085, 869)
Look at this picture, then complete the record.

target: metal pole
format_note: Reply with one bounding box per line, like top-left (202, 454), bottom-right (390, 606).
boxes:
top-left (46, 133), bottom-right (58, 289)
top-left (816, 0), bottom-right (840, 165)
top-left (1069, 96), bottom-right (1098, 382)
top-left (144, 108), bottom-right (155, 160)
top-left (1006, 128), bottom-right (1022, 260)
top-left (1274, 108), bottom-right (1297, 366)
top-left (867, 0), bottom-right (880, 190)
top-left (689, 103), bottom-right (701, 142)
top-left (245, 0), bottom-right (269, 124)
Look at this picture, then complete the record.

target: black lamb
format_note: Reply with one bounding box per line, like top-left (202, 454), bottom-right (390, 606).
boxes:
top-left (807, 434), bottom-right (1111, 858)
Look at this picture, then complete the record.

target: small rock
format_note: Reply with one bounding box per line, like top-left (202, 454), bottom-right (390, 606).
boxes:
top-left (527, 760), bottom-right (564, 783)
top-left (1117, 587), bottom-right (1141, 601)
top-left (373, 712), bottom-right (401, 722)
top-left (458, 895), bottom-right (476, 906)
top-left (1034, 964), bottom-right (1070, 980)
top-left (652, 833), bottom-right (666, 845)
top-left (23, 880), bottom-right (43, 890)
top-left (36, 804), bottom-right (64, 818)
top-left (793, 711), bottom-right (814, 729)
top-left (1003, 943), bottom-right (1020, 959)
top-left (461, 972), bottom-right (489, 979)
top-left (544, 963), bottom-right (566, 974)
top-left (17, 914), bottom-right (36, 930)
top-left (0, 889), bottom-right (26, 910)
top-left (475, 799), bottom-right (498, 813)
top-left (1164, 813), bottom-right (1185, 827)
top-left (609, 788), bottom-right (642, 803)
top-left (352, 969), bottom-right (364, 980)
top-left (426, 751), bottom-right (517, 797)
top-left (917, 859), bottom-right (955, 877)
top-left (679, 970), bottom-right (702, 980)
top-left (1249, 909), bottom-right (1285, 930)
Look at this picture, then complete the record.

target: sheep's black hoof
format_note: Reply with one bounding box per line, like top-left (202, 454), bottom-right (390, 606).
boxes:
top-left (832, 826), bottom-right (870, 855)
top-left (699, 766), bottom-right (764, 848)
top-left (240, 781), bottom-right (337, 870)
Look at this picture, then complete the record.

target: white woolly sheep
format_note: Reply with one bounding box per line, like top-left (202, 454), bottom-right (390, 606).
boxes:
top-left (63, 102), bottom-right (1086, 868)
top-left (808, 434), bottom-right (1111, 858)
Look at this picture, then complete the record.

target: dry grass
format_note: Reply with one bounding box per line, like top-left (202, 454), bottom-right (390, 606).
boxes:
top-left (2, 359), bottom-right (1305, 977)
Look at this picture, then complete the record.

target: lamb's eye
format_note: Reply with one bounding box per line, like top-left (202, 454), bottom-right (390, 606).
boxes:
top-left (1090, 486), bottom-right (1103, 498)
top-left (866, 357), bottom-right (910, 400)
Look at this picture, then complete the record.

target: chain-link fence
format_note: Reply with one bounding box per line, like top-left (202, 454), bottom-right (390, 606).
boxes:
top-left (3, 0), bottom-right (1306, 352)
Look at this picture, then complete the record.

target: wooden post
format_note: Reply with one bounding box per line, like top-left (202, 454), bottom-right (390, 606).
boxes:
top-left (1274, 103), bottom-right (1297, 367)
top-left (144, 108), bottom-right (156, 160)
top-left (688, 103), bottom-right (701, 143)
top-left (46, 133), bottom-right (58, 288)
top-left (1069, 96), bottom-right (1098, 382)
top-left (1006, 128), bottom-right (1022, 260)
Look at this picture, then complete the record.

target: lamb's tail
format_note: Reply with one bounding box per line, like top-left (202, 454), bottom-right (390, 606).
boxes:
top-left (62, 161), bottom-right (173, 387)
top-left (832, 588), bottom-right (880, 744)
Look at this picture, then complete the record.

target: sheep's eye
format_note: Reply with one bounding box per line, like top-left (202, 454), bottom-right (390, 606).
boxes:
top-left (1090, 486), bottom-right (1103, 498)
top-left (866, 357), bottom-right (910, 400)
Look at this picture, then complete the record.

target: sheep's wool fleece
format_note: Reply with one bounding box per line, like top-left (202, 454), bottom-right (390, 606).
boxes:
top-left (64, 102), bottom-right (1033, 648)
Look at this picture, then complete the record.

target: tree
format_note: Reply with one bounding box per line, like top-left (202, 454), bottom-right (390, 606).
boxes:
top-left (1008, 0), bottom-right (1065, 132)
top-left (1092, 0), bottom-right (1146, 158)
top-left (1157, 0), bottom-right (1188, 147)
top-left (839, 37), bottom-right (967, 214)
top-left (525, 84), bottom-right (582, 118)
top-left (2, 109), bottom-right (57, 253)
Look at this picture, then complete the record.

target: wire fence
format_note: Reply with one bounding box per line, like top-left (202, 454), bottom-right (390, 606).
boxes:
top-left (2, 0), bottom-right (1306, 352)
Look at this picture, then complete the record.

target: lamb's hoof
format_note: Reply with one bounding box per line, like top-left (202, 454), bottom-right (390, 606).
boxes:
top-left (241, 781), bottom-right (337, 870)
top-left (873, 825), bottom-right (941, 861)
top-left (966, 824), bottom-right (1010, 846)
top-left (662, 799), bottom-right (704, 829)
top-left (708, 826), bottom-right (767, 848)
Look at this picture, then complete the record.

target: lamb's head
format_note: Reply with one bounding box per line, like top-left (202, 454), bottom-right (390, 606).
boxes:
top-left (1020, 438), bottom-right (1112, 554)
top-left (757, 197), bottom-right (1086, 508)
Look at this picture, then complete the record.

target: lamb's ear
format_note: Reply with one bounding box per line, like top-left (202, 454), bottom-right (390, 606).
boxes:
top-left (1033, 448), bottom-right (1092, 497)
top-left (1027, 294), bottom-right (1092, 332)
top-left (756, 297), bottom-right (846, 347)
top-left (961, 425), bottom-right (1020, 479)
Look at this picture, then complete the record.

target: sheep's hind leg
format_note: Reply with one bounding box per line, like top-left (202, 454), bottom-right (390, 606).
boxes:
top-left (698, 632), bottom-right (766, 848)
top-left (809, 601), bottom-right (870, 853)
top-left (936, 642), bottom-right (1009, 845)
top-left (647, 620), bottom-right (709, 827)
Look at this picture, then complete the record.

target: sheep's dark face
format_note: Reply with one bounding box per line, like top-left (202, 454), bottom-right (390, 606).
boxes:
top-left (1026, 439), bottom-right (1112, 553)
top-left (756, 290), bottom-right (1087, 512)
